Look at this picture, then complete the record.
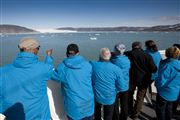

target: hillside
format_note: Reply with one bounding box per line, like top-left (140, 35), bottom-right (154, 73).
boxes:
top-left (57, 23), bottom-right (180, 32)
top-left (0, 25), bottom-right (37, 33)
top-left (1, 23), bottom-right (179, 33)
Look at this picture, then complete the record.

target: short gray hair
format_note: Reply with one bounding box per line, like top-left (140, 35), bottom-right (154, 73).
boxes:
top-left (100, 48), bottom-right (111, 60)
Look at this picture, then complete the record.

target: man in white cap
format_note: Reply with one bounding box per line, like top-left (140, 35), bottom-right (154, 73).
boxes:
top-left (18, 38), bottom-right (41, 54)
top-left (0, 38), bottom-right (53, 120)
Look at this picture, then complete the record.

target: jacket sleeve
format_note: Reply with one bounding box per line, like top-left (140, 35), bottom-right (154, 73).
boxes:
top-left (115, 68), bottom-right (125, 92)
top-left (146, 54), bottom-right (157, 73)
top-left (51, 64), bottom-right (66, 83)
top-left (155, 64), bottom-right (170, 88)
top-left (51, 68), bottom-right (61, 82)
top-left (45, 56), bottom-right (53, 66)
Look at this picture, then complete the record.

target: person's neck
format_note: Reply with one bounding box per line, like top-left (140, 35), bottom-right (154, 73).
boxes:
top-left (21, 51), bottom-right (36, 55)
top-left (99, 58), bottom-right (109, 62)
top-left (133, 48), bottom-right (141, 50)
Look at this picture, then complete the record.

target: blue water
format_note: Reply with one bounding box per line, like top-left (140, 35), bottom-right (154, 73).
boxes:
top-left (0, 32), bottom-right (179, 66)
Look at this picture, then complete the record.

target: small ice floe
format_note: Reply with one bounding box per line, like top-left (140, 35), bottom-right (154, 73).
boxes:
top-left (0, 34), bottom-right (9, 37)
top-left (90, 37), bottom-right (97, 40)
top-left (40, 35), bottom-right (45, 38)
top-left (0, 33), bottom-right (4, 37)
top-left (95, 33), bottom-right (100, 36)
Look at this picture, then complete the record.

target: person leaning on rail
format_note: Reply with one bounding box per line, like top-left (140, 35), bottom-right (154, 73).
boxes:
top-left (172, 43), bottom-right (180, 116)
top-left (111, 44), bottom-right (131, 120)
top-left (124, 41), bottom-right (157, 120)
top-left (155, 46), bottom-right (180, 120)
top-left (144, 40), bottom-right (162, 102)
top-left (52, 43), bottom-right (94, 120)
top-left (90, 48), bottom-right (124, 120)
top-left (0, 38), bottom-right (54, 120)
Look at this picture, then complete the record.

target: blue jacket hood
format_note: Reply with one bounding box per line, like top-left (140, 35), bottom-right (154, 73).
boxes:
top-left (52, 55), bottom-right (94, 119)
top-left (1, 52), bottom-right (53, 120)
top-left (63, 55), bottom-right (86, 69)
top-left (111, 55), bottom-right (131, 73)
top-left (110, 55), bottom-right (130, 92)
top-left (161, 58), bottom-right (180, 70)
top-left (91, 61), bottom-right (124, 105)
top-left (13, 52), bottom-right (38, 68)
top-left (170, 59), bottom-right (180, 70)
top-left (156, 58), bottom-right (180, 101)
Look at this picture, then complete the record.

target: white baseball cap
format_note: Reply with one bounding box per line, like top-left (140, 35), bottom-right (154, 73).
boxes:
top-left (18, 38), bottom-right (39, 50)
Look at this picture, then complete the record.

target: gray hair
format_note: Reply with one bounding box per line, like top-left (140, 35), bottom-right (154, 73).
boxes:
top-left (99, 48), bottom-right (111, 60)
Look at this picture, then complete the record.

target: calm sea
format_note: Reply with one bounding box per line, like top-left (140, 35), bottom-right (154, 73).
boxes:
top-left (0, 32), bottom-right (179, 66)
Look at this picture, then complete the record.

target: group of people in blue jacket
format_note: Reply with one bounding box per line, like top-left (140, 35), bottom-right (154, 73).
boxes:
top-left (0, 37), bottom-right (179, 120)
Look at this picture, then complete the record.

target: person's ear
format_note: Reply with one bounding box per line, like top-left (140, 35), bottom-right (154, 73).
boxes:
top-left (33, 48), bottom-right (38, 55)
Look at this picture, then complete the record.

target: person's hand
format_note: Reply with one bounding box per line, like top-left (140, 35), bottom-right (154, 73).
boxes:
top-left (46, 49), bottom-right (53, 56)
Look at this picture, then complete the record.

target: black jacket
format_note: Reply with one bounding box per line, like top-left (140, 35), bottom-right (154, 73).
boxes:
top-left (125, 48), bottom-right (157, 87)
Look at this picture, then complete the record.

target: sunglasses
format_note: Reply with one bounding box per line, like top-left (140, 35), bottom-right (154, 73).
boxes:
top-left (36, 46), bottom-right (40, 50)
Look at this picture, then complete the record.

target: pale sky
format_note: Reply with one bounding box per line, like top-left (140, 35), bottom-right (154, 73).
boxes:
top-left (1, 0), bottom-right (180, 29)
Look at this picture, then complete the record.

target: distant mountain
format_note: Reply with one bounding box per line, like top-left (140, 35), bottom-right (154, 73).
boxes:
top-left (0, 25), bottom-right (37, 33)
top-left (57, 23), bottom-right (180, 32)
top-left (145, 24), bottom-right (180, 31)
top-left (1, 24), bottom-right (179, 33)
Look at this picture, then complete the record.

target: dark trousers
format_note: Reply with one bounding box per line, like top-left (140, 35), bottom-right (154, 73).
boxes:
top-left (173, 92), bottom-right (180, 114)
top-left (128, 83), bottom-right (148, 118)
top-left (94, 101), bottom-right (114, 120)
top-left (113, 91), bottom-right (128, 120)
top-left (67, 115), bottom-right (93, 120)
top-left (156, 94), bottom-right (173, 120)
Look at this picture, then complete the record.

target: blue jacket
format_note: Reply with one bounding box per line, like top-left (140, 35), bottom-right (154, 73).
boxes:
top-left (90, 61), bottom-right (124, 105)
top-left (52, 55), bottom-right (94, 120)
top-left (145, 50), bottom-right (162, 80)
top-left (0, 52), bottom-right (53, 120)
top-left (155, 58), bottom-right (180, 101)
top-left (111, 55), bottom-right (130, 92)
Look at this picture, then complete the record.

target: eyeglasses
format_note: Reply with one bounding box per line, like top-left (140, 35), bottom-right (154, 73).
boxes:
top-left (36, 46), bottom-right (40, 50)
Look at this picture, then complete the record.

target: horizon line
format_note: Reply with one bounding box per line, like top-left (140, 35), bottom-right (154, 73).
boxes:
top-left (0, 23), bottom-right (179, 30)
